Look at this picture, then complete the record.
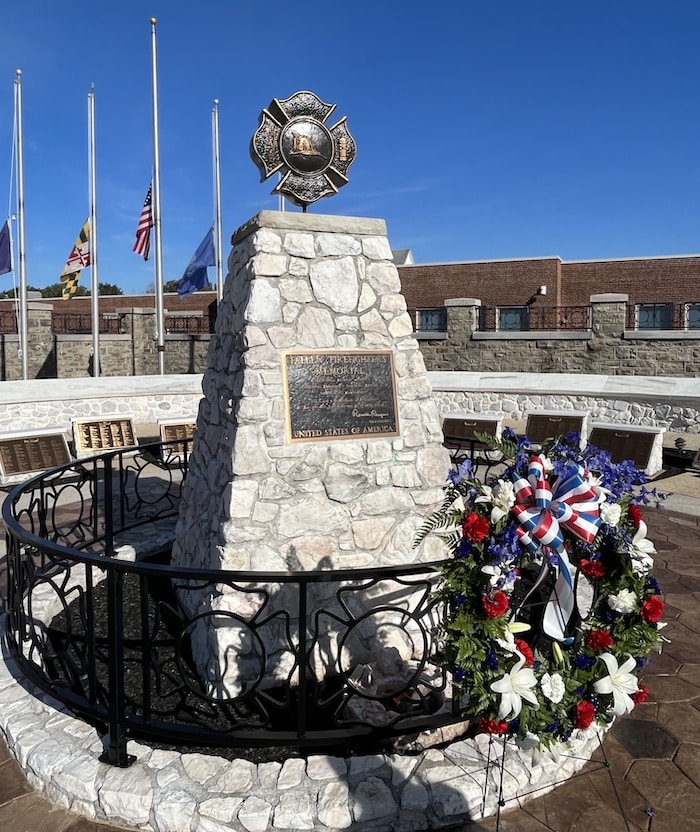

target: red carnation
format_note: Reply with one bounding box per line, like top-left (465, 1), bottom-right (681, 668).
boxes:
top-left (586, 629), bottom-right (614, 652)
top-left (573, 700), bottom-right (596, 729)
top-left (628, 504), bottom-right (642, 528)
top-left (579, 559), bottom-right (605, 579)
top-left (631, 684), bottom-right (648, 706)
top-left (478, 717), bottom-right (509, 735)
top-left (641, 595), bottom-right (664, 624)
top-left (482, 590), bottom-right (509, 619)
top-left (515, 638), bottom-right (534, 666)
top-left (462, 512), bottom-right (491, 543)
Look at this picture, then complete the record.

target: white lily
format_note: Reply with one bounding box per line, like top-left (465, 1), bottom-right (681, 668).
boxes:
top-left (475, 480), bottom-right (516, 523)
top-left (490, 654), bottom-right (540, 719)
top-left (593, 652), bottom-right (639, 715)
top-left (607, 588), bottom-right (638, 614)
top-left (621, 520), bottom-right (656, 576)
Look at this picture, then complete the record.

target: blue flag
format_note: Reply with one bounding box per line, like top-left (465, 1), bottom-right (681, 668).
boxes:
top-left (0, 220), bottom-right (12, 276)
top-left (177, 226), bottom-right (215, 298)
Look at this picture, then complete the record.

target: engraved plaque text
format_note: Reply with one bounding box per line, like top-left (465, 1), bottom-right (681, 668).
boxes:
top-left (283, 350), bottom-right (399, 442)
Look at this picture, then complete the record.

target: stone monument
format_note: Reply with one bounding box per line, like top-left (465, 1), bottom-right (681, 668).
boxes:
top-left (171, 91), bottom-right (451, 697)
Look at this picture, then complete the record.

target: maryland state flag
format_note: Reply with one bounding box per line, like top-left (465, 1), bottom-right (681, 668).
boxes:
top-left (60, 220), bottom-right (91, 300)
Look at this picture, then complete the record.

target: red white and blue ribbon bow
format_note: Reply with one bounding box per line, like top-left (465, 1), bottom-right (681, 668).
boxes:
top-left (511, 456), bottom-right (601, 642)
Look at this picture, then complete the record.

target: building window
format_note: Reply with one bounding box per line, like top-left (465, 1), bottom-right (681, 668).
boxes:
top-left (416, 308), bottom-right (446, 332)
top-left (497, 306), bottom-right (528, 331)
top-left (636, 303), bottom-right (673, 330)
top-left (685, 303), bottom-right (700, 330)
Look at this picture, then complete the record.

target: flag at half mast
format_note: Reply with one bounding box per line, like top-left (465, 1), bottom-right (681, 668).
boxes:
top-left (178, 226), bottom-right (215, 298)
top-left (133, 183), bottom-right (153, 260)
top-left (60, 220), bottom-right (91, 300)
top-left (0, 220), bottom-right (12, 276)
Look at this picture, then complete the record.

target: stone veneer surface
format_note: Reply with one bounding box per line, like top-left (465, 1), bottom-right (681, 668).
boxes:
top-left (171, 213), bottom-right (450, 578)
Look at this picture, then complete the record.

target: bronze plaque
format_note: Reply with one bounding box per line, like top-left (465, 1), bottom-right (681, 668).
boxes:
top-left (588, 427), bottom-right (655, 468)
top-left (442, 417), bottom-right (499, 443)
top-left (73, 418), bottom-right (137, 455)
top-left (283, 350), bottom-right (400, 442)
top-left (160, 422), bottom-right (196, 443)
top-left (0, 432), bottom-right (71, 477)
top-left (525, 413), bottom-right (586, 444)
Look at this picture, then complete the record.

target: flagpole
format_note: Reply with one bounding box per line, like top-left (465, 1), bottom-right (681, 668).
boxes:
top-left (150, 18), bottom-right (165, 375)
top-left (14, 70), bottom-right (28, 380)
top-left (212, 99), bottom-right (224, 303)
top-left (88, 85), bottom-right (100, 377)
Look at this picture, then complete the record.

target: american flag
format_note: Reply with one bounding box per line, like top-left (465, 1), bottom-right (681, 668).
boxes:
top-left (133, 183), bottom-right (153, 260)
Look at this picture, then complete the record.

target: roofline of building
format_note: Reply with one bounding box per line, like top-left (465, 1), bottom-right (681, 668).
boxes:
top-left (399, 253), bottom-right (700, 268)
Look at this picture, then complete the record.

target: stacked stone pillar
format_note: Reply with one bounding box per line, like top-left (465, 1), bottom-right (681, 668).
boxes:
top-left (173, 212), bottom-right (450, 576)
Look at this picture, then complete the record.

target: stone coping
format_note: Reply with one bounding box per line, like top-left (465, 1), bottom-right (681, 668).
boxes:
top-left (3, 369), bottom-right (699, 410)
top-left (471, 331), bottom-right (592, 342)
top-left (232, 211), bottom-right (387, 245)
top-left (0, 375), bottom-right (203, 406)
top-left (427, 370), bottom-right (700, 402)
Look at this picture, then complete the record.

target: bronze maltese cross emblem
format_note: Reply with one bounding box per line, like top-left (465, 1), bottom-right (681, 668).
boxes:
top-left (250, 90), bottom-right (357, 210)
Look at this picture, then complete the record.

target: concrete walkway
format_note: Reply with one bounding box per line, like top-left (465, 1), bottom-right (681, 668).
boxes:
top-left (1, 470), bottom-right (699, 831)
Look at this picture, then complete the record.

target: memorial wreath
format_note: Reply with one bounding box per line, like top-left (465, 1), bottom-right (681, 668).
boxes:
top-left (418, 429), bottom-right (667, 752)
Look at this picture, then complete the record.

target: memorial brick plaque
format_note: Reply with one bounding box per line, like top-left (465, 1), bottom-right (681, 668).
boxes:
top-left (159, 421), bottom-right (197, 443)
top-left (282, 350), bottom-right (400, 442)
top-left (0, 432), bottom-right (71, 478)
top-left (588, 426), bottom-right (655, 469)
top-left (525, 413), bottom-right (586, 445)
top-left (73, 418), bottom-right (137, 456)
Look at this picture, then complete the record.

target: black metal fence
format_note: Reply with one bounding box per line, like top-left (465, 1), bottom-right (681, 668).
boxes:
top-left (52, 313), bottom-right (122, 334)
top-left (625, 301), bottom-right (700, 331)
top-left (164, 314), bottom-right (210, 334)
top-left (2, 441), bottom-right (461, 766)
top-left (478, 305), bottom-right (591, 332)
top-left (409, 305), bottom-right (592, 333)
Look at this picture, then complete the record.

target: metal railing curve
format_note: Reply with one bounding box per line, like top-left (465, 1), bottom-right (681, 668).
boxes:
top-left (2, 440), bottom-right (465, 765)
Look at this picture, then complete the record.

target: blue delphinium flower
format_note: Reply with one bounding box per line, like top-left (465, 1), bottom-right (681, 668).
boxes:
top-left (457, 538), bottom-right (473, 558)
top-left (546, 718), bottom-right (559, 734)
top-left (447, 458), bottom-right (473, 485)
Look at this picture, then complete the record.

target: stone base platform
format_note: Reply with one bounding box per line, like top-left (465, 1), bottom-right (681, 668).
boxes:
top-left (0, 616), bottom-right (604, 832)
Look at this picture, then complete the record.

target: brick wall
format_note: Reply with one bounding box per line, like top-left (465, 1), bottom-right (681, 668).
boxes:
top-left (397, 254), bottom-right (700, 311)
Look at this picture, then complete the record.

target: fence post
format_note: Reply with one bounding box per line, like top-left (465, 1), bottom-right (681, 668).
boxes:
top-left (98, 453), bottom-right (135, 766)
top-left (99, 567), bottom-right (135, 767)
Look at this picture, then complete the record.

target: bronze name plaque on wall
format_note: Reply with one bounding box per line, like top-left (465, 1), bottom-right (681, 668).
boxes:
top-left (588, 427), bottom-right (655, 469)
top-left (0, 433), bottom-right (71, 477)
top-left (160, 422), bottom-right (197, 443)
top-left (73, 418), bottom-right (137, 456)
top-left (283, 350), bottom-right (400, 442)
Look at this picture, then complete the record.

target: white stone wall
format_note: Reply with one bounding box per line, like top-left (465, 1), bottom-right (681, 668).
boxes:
top-left (428, 371), bottom-right (700, 433)
top-left (0, 375), bottom-right (203, 432)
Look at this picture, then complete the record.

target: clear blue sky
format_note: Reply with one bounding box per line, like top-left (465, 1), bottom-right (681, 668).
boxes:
top-left (2, 1), bottom-right (699, 296)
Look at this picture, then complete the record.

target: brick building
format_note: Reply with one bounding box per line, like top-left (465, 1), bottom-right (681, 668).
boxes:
top-left (398, 254), bottom-right (700, 331)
